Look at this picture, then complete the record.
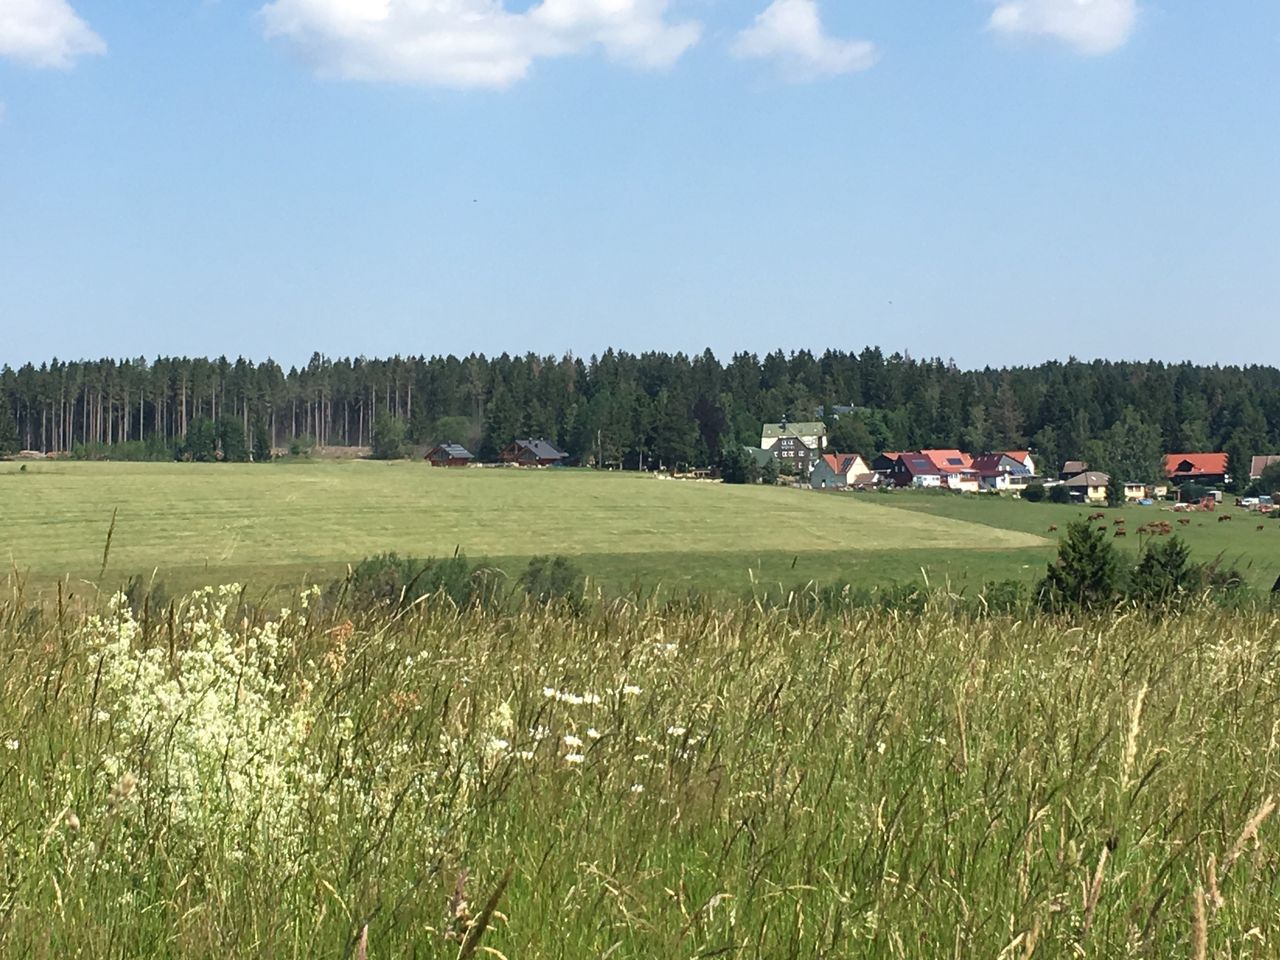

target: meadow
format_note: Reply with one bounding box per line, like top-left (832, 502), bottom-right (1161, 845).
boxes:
top-left (0, 460), bottom-right (1052, 599)
top-left (4, 460), bottom-right (1280, 600)
top-left (4, 585), bottom-right (1280, 957)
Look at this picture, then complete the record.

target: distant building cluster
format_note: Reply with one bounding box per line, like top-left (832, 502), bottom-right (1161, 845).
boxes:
top-left (748, 418), bottom-right (1257, 505)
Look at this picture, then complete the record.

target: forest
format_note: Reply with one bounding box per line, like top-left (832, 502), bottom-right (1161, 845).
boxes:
top-left (2, 349), bottom-right (1279, 482)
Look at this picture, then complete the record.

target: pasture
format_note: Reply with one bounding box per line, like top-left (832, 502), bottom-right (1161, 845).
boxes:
top-left (3, 460), bottom-right (1279, 597)
top-left (0, 460), bottom-right (1048, 597)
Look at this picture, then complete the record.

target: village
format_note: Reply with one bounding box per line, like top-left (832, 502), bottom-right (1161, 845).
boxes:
top-left (751, 418), bottom-right (1280, 511)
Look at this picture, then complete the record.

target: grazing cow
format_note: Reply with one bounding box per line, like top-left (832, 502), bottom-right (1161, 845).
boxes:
top-left (1114, 529), bottom-right (1127, 537)
top-left (1178, 518), bottom-right (1191, 525)
top-left (1219, 515), bottom-right (1233, 523)
top-left (1259, 525), bottom-right (1267, 531)
top-left (1113, 518), bottom-right (1126, 526)
top-left (1047, 525), bottom-right (1058, 533)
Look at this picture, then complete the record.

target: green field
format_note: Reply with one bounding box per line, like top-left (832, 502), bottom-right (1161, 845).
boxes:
top-left (3, 460), bottom-right (1278, 596)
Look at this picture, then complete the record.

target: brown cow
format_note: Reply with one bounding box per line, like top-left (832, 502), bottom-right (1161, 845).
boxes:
top-left (1219, 515), bottom-right (1233, 523)
top-left (1113, 518), bottom-right (1126, 526)
top-left (1047, 525), bottom-right (1058, 533)
top-left (1114, 529), bottom-right (1127, 537)
top-left (1177, 518), bottom-right (1191, 525)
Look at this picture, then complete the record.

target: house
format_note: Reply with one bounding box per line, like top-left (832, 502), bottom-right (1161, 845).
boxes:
top-left (501, 438), bottom-right (568, 467)
top-left (945, 471), bottom-right (981, 493)
top-left (1250, 456), bottom-right (1280, 480)
top-left (871, 452), bottom-right (901, 477)
top-left (922, 449), bottom-right (973, 474)
top-left (810, 453), bottom-right (873, 490)
top-left (891, 452), bottom-right (943, 488)
top-left (971, 452), bottom-right (1034, 492)
top-left (1005, 450), bottom-right (1038, 477)
top-left (776, 436), bottom-right (818, 475)
top-left (1064, 471), bottom-right (1111, 503)
top-left (1165, 453), bottom-right (1229, 487)
top-left (425, 443), bottom-right (475, 467)
top-left (1123, 482), bottom-right (1149, 501)
top-left (761, 420), bottom-right (827, 455)
top-left (1061, 461), bottom-right (1089, 481)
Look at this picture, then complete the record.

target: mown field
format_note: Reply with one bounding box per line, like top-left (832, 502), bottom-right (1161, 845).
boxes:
top-left (4, 589), bottom-right (1280, 957)
top-left (0, 461), bottom-right (1052, 598)
top-left (4, 460), bottom-right (1280, 598)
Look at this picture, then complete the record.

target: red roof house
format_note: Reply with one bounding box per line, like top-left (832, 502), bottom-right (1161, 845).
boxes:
top-left (1165, 453), bottom-right (1229, 486)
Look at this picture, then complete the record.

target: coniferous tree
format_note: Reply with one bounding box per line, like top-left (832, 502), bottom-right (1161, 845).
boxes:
top-left (0, 401), bottom-right (18, 455)
top-left (1036, 520), bottom-right (1121, 611)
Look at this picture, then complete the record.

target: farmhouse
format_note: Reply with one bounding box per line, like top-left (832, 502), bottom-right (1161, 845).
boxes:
top-left (1064, 471), bottom-right (1110, 503)
top-left (810, 453), bottom-right (874, 490)
top-left (1165, 453), bottom-right (1228, 487)
top-left (771, 435), bottom-right (817, 475)
top-left (1005, 450), bottom-right (1038, 477)
top-left (424, 443), bottom-right (475, 467)
top-left (1061, 460), bottom-right (1089, 480)
top-left (922, 449), bottom-right (972, 474)
top-left (871, 452), bottom-right (901, 478)
top-left (1250, 456), bottom-right (1280, 480)
top-left (501, 438), bottom-right (568, 467)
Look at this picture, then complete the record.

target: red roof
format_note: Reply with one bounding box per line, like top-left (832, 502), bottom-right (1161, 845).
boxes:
top-left (822, 454), bottom-right (864, 475)
top-left (1165, 453), bottom-right (1228, 478)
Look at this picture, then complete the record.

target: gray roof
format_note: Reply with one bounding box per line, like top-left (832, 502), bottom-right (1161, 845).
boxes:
top-left (762, 421), bottom-right (827, 441)
top-left (513, 438), bottom-right (567, 460)
top-left (429, 443), bottom-right (474, 460)
top-left (1064, 471), bottom-right (1110, 487)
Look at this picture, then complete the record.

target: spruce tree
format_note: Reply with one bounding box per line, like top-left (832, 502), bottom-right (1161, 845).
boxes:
top-left (1036, 520), bottom-right (1120, 611)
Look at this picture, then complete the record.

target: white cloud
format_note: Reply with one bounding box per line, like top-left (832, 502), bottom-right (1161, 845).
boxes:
top-left (731, 0), bottom-right (876, 80)
top-left (0, 0), bottom-right (105, 68)
top-left (988, 0), bottom-right (1137, 56)
top-left (260, 0), bottom-right (702, 89)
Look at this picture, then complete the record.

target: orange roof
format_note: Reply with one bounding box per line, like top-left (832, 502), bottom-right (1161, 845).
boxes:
top-left (1165, 453), bottom-right (1228, 477)
top-left (922, 449), bottom-right (973, 473)
top-left (1006, 450), bottom-right (1031, 463)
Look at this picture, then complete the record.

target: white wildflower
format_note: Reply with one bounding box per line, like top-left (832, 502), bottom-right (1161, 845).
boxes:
top-left (517, 750), bottom-right (536, 761)
top-left (543, 687), bottom-right (557, 699)
top-left (630, 784), bottom-right (645, 794)
top-left (4, 739), bottom-right (18, 751)
top-left (586, 727), bottom-right (602, 740)
top-left (622, 684), bottom-right (642, 696)
top-left (876, 741), bottom-right (887, 755)
top-left (564, 753), bottom-right (585, 764)
top-left (667, 726), bottom-right (687, 738)
top-left (563, 734), bottom-right (584, 749)
top-left (633, 753), bottom-right (651, 762)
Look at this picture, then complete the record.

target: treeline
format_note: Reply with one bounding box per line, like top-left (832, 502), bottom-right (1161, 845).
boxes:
top-left (3, 349), bottom-right (1280, 476)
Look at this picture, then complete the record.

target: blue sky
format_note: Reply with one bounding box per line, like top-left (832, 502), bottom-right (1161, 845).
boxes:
top-left (1, 1), bottom-right (1277, 368)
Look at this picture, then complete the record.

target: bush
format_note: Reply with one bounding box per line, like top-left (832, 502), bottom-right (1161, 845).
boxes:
top-left (1022, 482), bottom-right (1046, 503)
top-left (520, 555), bottom-right (587, 612)
top-left (1036, 520), bottom-right (1120, 611)
top-left (180, 418), bottom-right (218, 462)
top-left (1049, 484), bottom-right (1072, 504)
top-left (289, 434), bottom-right (316, 458)
top-left (334, 552), bottom-right (504, 611)
top-left (1129, 536), bottom-right (1195, 606)
top-left (217, 416), bottom-right (249, 463)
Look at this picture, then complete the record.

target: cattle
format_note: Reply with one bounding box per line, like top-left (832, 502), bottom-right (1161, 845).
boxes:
top-left (1114, 529), bottom-right (1127, 537)
top-left (1047, 525), bottom-right (1058, 533)
top-left (1113, 518), bottom-right (1126, 526)
top-left (1177, 518), bottom-right (1191, 525)
top-left (1260, 525), bottom-right (1267, 531)
top-left (1219, 515), bottom-right (1233, 523)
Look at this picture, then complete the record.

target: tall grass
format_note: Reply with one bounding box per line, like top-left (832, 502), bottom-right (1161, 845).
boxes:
top-left (3, 584), bottom-right (1280, 957)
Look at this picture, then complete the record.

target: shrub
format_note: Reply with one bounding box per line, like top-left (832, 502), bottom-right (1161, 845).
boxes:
top-left (180, 418), bottom-right (218, 462)
top-left (216, 416), bottom-right (249, 463)
top-left (335, 552), bottom-right (504, 611)
top-left (520, 555), bottom-right (587, 612)
top-left (1048, 484), bottom-right (1072, 504)
top-left (289, 434), bottom-right (316, 458)
top-left (718, 447), bottom-right (760, 485)
top-left (1022, 482), bottom-right (1046, 502)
